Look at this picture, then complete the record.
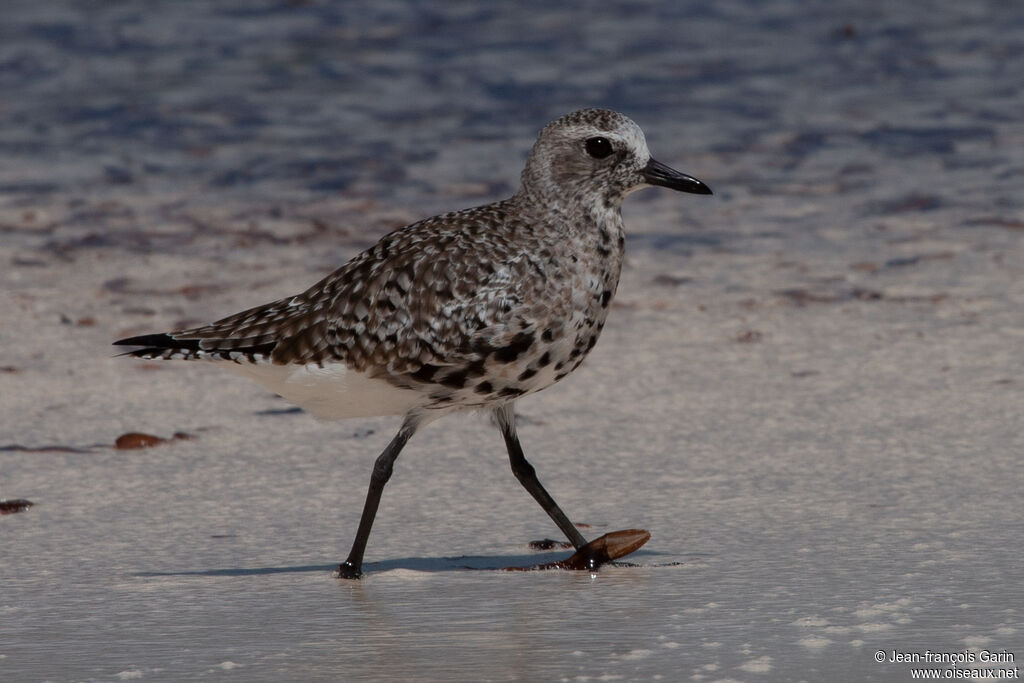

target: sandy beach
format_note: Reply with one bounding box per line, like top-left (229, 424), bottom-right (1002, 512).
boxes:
top-left (2, 2), bottom-right (1022, 681)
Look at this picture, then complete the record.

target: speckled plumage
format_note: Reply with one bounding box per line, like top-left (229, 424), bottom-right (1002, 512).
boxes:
top-left (115, 108), bottom-right (711, 577)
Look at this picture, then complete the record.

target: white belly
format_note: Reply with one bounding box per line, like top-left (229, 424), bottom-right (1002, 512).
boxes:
top-left (225, 360), bottom-right (424, 421)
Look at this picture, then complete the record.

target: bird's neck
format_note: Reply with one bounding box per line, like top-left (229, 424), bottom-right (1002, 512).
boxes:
top-left (512, 185), bottom-right (625, 237)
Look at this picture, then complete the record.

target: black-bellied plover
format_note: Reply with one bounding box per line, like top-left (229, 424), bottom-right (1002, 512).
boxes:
top-left (115, 108), bottom-right (711, 578)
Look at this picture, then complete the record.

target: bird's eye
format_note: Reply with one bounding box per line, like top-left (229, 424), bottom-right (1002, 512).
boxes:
top-left (584, 137), bottom-right (613, 159)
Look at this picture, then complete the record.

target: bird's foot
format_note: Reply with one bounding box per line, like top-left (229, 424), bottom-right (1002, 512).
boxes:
top-left (560, 529), bottom-right (650, 571)
top-left (337, 560), bottom-right (363, 579)
top-left (505, 529), bottom-right (651, 572)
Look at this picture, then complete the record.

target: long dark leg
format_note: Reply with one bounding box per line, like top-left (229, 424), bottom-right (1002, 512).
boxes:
top-left (338, 416), bottom-right (419, 579)
top-left (494, 404), bottom-right (587, 550)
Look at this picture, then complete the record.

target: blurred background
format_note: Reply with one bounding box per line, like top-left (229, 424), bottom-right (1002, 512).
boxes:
top-left (3, 0), bottom-right (1020, 261)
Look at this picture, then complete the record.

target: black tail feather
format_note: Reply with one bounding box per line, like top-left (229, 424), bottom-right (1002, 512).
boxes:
top-left (113, 333), bottom-right (199, 350)
top-left (113, 333), bottom-right (276, 361)
top-left (113, 333), bottom-right (199, 359)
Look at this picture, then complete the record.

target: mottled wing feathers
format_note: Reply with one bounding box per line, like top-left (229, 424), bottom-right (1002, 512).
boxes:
top-left (114, 200), bottom-right (555, 380)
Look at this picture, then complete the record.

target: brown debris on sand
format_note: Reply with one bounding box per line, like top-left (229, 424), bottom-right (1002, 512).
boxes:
top-left (0, 499), bottom-right (34, 515)
top-left (114, 432), bottom-right (193, 450)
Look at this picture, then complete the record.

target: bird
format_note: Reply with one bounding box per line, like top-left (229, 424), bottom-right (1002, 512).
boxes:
top-left (114, 108), bottom-right (712, 578)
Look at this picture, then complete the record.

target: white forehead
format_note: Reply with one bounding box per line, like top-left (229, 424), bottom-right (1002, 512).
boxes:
top-left (541, 110), bottom-right (652, 162)
top-left (612, 120), bottom-right (650, 161)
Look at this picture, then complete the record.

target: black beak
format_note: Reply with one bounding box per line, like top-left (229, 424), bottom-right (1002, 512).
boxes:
top-left (642, 158), bottom-right (712, 195)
